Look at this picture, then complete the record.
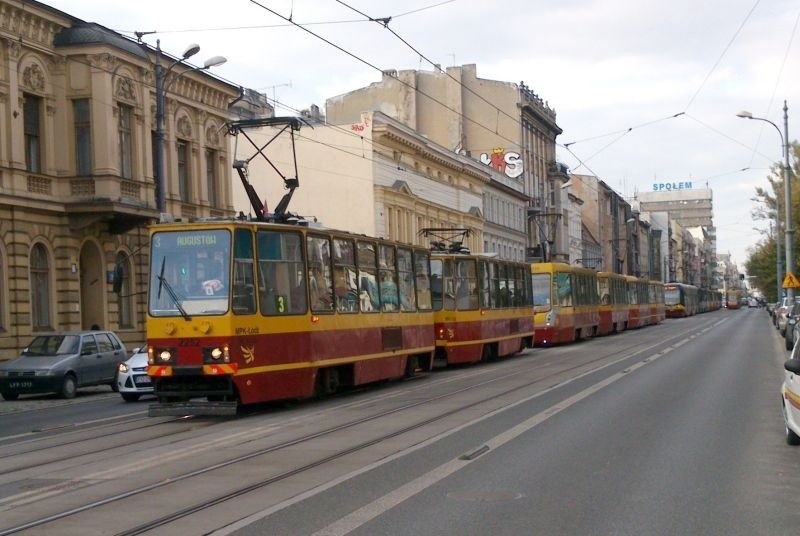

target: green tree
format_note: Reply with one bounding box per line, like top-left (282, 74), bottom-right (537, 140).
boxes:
top-left (747, 140), bottom-right (800, 302)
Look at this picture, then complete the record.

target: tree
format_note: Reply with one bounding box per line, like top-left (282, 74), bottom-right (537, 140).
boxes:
top-left (746, 141), bottom-right (800, 302)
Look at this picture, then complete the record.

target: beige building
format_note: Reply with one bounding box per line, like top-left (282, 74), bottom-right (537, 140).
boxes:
top-left (636, 187), bottom-right (716, 287)
top-left (0, 1), bottom-right (239, 358)
top-left (231, 111), bottom-right (499, 253)
top-left (326, 64), bottom-right (565, 261)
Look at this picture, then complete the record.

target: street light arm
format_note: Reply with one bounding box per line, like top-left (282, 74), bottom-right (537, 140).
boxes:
top-left (163, 57), bottom-right (227, 94)
top-left (736, 110), bottom-right (783, 141)
top-left (154, 39), bottom-right (227, 214)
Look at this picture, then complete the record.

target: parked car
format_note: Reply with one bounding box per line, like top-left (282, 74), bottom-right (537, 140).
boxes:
top-left (116, 346), bottom-right (153, 402)
top-left (777, 297), bottom-right (794, 334)
top-left (782, 341), bottom-right (800, 445)
top-left (0, 331), bottom-right (126, 400)
top-left (785, 303), bottom-right (800, 349)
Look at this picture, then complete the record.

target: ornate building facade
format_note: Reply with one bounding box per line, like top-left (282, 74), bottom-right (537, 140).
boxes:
top-left (0, 1), bottom-right (239, 358)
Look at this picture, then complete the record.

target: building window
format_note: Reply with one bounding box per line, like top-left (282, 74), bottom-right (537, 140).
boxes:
top-left (116, 252), bottom-right (133, 328)
top-left (118, 104), bottom-right (133, 179)
top-left (30, 243), bottom-right (51, 330)
top-left (178, 140), bottom-right (189, 202)
top-left (205, 149), bottom-right (217, 208)
top-left (74, 99), bottom-right (92, 175)
top-left (24, 93), bottom-right (42, 173)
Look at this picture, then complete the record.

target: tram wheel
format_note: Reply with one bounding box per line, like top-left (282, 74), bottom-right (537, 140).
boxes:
top-left (317, 368), bottom-right (340, 396)
top-left (405, 356), bottom-right (419, 377)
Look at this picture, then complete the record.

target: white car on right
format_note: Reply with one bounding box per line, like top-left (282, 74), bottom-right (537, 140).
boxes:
top-left (116, 346), bottom-right (153, 402)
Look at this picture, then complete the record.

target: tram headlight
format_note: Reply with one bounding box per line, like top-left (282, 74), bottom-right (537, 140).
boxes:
top-left (203, 345), bottom-right (230, 363)
top-left (148, 347), bottom-right (175, 365)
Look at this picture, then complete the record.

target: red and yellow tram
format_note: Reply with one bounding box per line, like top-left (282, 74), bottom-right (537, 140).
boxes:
top-left (597, 271), bottom-right (630, 335)
top-left (429, 250), bottom-right (534, 365)
top-left (146, 221), bottom-right (436, 415)
top-left (531, 263), bottom-right (599, 345)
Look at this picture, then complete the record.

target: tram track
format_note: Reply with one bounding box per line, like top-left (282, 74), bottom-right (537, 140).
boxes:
top-left (0, 314), bottom-right (725, 536)
top-left (0, 414), bottom-right (213, 474)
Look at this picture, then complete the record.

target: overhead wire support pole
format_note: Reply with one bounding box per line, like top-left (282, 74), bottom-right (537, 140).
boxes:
top-left (737, 101), bottom-right (793, 301)
top-left (783, 101), bottom-right (794, 302)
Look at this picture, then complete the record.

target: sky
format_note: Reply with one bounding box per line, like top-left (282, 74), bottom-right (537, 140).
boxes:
top-left (45, 0), bottom-right (800, 270)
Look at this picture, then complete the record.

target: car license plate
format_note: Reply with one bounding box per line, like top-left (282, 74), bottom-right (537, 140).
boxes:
top-left (134, 376), bottom-right (151, 385)
top-left (9, 381), bottom-right (33, 389)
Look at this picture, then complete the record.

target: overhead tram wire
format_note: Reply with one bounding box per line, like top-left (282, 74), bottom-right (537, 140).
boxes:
top-left (245, 0), bottom-right (524, 152)
top-left (333, 0), bottom-right (703, 173)
top-left (683, 0), bottom-right (761, 112)
top-left (126, 2), bottom-right (683, 175)
top-left (741, 6), bottom-right (800, 169)
top-left (333, 0), bottom-right (525, 132)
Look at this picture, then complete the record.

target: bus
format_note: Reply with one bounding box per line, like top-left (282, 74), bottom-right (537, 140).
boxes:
top-left (531, 263), bottom-right (599, 345)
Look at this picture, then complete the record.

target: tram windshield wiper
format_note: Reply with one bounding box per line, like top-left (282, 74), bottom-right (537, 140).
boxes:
top-left (157, 257), bottom-right (192, 321)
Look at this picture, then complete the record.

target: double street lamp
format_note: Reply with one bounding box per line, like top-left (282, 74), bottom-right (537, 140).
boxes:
top-left (154, 40), bottom-right (226, 213)
top-left (737, 101), bottom-right (793, 301)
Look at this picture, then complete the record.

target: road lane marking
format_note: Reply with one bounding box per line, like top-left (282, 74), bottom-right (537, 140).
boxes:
top-left (213, 319), bottom-right (728, 536)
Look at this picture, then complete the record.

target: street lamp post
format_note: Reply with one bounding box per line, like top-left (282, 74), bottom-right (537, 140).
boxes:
top-left (154, 39), bottom-right (226, 213)
top-left (737, 101), bottom-right (793, 301)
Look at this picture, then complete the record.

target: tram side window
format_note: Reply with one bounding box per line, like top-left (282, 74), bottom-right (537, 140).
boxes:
top-left (233, 228), bottom-right (256, 314)
top-left (478, 261), bottom-right (491, 309)
top-left (576, 274), bottom-right (594, 306)
top-left (455, 258), bottom-right (478, 310)
top-left (599, 278), bottom-right (611, 305)
top-left (443, 259), bottom-right (455, 310)
top-left (397, 248), bottom-right (416, 312)
top-left (333, 238), bottom-right (358, 313)
top-left (515, 265), bottom-right (529, 306)
top-left (378, 244), bottom-right (399, 312)
top-left (556, 272), bottom-right (573, 307)
top-left (357, 241), bottom-right (379, 312)
top-left (497, 263), bottom-right (510, 307)
top-left (430, 258), bottom-right (443, 311)
top-left (628, 282), bottom-right (639, 305)
top-left (414, 250), bottom-right (432, 311)
top-left (257, 231), bottom-right (306, 315)
top-left (307, 235), bottom-right (334, 312)
top-left (504, 263), bottom-right (517, 308)
top-left (491, 262), bottom-right (501, 308)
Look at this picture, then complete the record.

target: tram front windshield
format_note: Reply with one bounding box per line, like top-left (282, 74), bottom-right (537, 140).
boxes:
top-left (664, 286), bottom-right (681, 306)
top-left (149, 229), bottom-right (232, 317)
top-left (531, 273), bottom-right (551, 309)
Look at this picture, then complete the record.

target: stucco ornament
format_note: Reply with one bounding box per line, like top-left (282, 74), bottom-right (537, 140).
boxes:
top-left (23, 63), bottom-right (45, 91)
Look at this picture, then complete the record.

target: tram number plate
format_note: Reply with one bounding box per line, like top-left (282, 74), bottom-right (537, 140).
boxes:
top-left (134, 375), bottom-right (152, 385)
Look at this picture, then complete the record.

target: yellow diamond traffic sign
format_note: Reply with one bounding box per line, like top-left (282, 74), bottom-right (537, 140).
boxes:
top-left (783, 272), bottom-right (800, 289)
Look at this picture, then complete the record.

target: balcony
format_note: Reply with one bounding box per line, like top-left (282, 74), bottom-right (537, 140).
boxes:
top-left (31, 173), bottom-right (160, 234)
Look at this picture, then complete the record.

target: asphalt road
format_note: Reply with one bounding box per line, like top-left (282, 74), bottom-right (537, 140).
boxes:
top-left (221, 308), bottom-right (800, 535)
top-left (2, 308), bottom-right (798, 536)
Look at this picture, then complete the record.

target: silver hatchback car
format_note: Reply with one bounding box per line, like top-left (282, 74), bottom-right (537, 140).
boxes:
top-left (0, 331), bottom-right (126, 400)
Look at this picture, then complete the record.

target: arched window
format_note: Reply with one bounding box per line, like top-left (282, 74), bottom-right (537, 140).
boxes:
top-left (116, 251), bottom-right (133, 328)
top-left (30, 243), bottom-right (51, 330)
